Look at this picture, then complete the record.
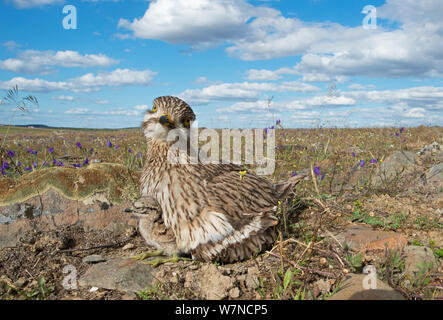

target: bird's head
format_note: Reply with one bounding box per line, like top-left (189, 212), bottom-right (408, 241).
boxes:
top-left (142, 96), bottom-right (196, 143)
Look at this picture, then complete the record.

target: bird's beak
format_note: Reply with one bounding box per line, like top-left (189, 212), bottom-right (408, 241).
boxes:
top-left (159, 113), bottom-right (174, 128)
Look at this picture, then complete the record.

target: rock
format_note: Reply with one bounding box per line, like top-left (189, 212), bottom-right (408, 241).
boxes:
top-left (78, 257), bottom-right (155, 293)
top-left (327, 274), bottom-right (405, 300)
top-left (184, 272), bottom-right (194, 288)
top-left (335, 224), bottom-right (408, 254)
top-left (403, 246), bottom-right (438, 279)
top-left (315, 279), bottom-right (332, 295)
top-left (372, 151), bottom-right (417, 185)
top-left (82, 255), bottom-right (107, 264)
top-left (428, 231), bottom-right (443, 248)
top-left (417, 142), bottom-right (441, 156)
top-left (245, 266), bottom-right (260, 290)
top-left (198, 264), bottom-right (234, 300)
top-left (13, 278), bottom-right (27, 288)
top-left (0, 163), bottom-right (140, 250)
top-left (229, 287), bottom-right (240, 299)
top-left (425, 163), bottom-right (443, 193)
top-left (121, 292), bottom-right (137, 300)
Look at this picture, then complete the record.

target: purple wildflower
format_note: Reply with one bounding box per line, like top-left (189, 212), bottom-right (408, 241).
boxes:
top-left (48, 147), bottom-right (54, 153)
top-left (395, 132), bottom-right (399, 137)
top-left (291, 173), bottom-right (297, 177)
top-left (17, 161), bottom-right (21, 167)
top-left (33, 161), bottom-right (37, 168)
top-left (360, 160), bottom-right (365, 167)
top-left (7, 150), bottom-right (15, 157)
top-left (352, 152), bottom-right (356, 157)
top-left (27, 148), bottom-right (37, 155)
top-left (1, 162), bottom-right (9, 170)
top-left (321, 173), bottom-right (325, 181)
top-left (115, 145), bottom-right (119, 150)
top-left (83, 158), bottom-right (89, 165)
top-left (76, 142), bottom-right (82, 148)
top-left (128, 148), bottom-right (132, 153)
top-left (400, 127), bottom-right (405, 133)
top-left (370, 158), bottom-right (377, 164)
top-left (107, 140), bottom-right (112, 148)
top-left (24, 166), bottom-right (32, 171)
top-left (314, 166), bottom-right (320, 176)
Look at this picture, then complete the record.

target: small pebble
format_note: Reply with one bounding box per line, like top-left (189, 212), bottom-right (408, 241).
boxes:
top-left (229, 287), bottom-right (240, 299)
top-left (82, 255), bottom-right (107, 264)
top-left (122, 243), bottom-right (135, 250)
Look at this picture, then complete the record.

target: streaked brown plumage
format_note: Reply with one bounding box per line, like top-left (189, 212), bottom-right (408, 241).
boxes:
top-left (135, 96), bottom-right (302, 263)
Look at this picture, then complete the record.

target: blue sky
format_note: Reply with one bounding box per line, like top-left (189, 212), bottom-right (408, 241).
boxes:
top-left (0, 0), bottom-right (442, 129)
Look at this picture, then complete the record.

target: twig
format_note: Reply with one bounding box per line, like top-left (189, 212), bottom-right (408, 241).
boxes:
top-left (267, 251), bottom-right (336, 278)
top-left (32, 257), bottom-right (41, 269)
top-left (56, 238), bottom-right (130, 253)
top-left (25, 269), bottom-right (34, 279)
top-left (325, 230), bottom-right (343, 249)
top-left (295, 241), bottom-right (312, 266)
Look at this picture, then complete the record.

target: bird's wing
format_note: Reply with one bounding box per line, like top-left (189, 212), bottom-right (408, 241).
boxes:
top-left (190, 164), bottom-right (279, 262)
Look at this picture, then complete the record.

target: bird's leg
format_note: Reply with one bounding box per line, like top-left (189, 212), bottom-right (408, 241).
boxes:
top-left (131, 249), bottom-right (164, 261)
top-left (142, 254), bottom-right (192, 268)
top-left (132, 250), bottom-right (191, 267)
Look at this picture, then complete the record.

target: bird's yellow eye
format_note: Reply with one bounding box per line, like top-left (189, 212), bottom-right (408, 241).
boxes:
top-left (183, 119), bottom-right (190, 127)
top-left (153, 105), bottom-right (157, 112)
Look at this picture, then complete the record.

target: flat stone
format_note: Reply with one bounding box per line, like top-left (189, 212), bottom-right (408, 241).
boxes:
top-left (404, 246), bottom-right (438, 279)
top-left (78, 257), bottom-right (155, 293)
top-left (0, 164), bottom-right (140, 250)
top-left (198, 264), bottom-right (234, 300)
top-left (336, 224), bottom-right (407, 254)
top-left (82, 255), bottom-right (107, 264)
top-left (328, 274), bottom-right (405, 300)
